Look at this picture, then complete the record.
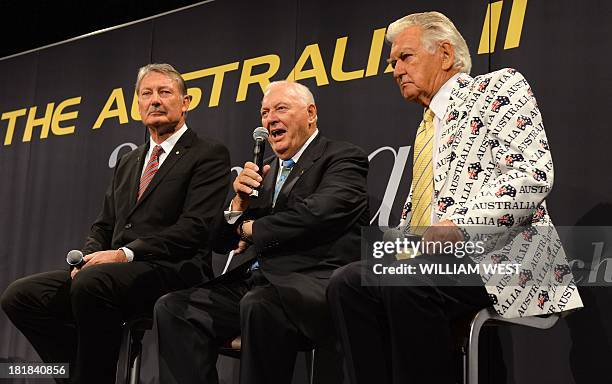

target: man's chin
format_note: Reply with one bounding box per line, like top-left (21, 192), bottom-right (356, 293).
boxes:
top-left (400, 90), bottom-right (418, 102)
top-left (271, 145), bottom-right (290, 159)
top-left (143, 117), bottom-right (167, 126)
top-left (145, 120), bottom-right (179, 133)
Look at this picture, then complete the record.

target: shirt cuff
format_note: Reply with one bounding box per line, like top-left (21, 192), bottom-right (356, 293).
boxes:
top-left (224, 200), bottom-right (244, 224)
top-left (120, 247), bottom-right (134, 262)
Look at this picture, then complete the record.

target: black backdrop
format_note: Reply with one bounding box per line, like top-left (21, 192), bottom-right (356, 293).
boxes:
top-left (1, 0), bottom-right (611, 382)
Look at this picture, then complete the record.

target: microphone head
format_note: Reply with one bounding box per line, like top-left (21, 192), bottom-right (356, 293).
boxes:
top-left (382, 228), bottom-right (405, 243)
top-left (253, 126), bottom-right (269, 141)
top-left (66, 249), bottom-right (84, 266)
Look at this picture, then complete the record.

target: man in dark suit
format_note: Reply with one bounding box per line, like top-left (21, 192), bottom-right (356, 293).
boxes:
top-left (0, 63), bottom-right (230, 384)
top-left (154, 80), bottom-right (369, 384)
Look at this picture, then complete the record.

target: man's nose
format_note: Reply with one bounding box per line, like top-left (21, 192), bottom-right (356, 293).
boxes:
top-left (393, 61), bottom-right (405, 79)
top-left (150, 92), bottom-right (162, 105)
top-left (264, 111), bottom-right (278, 127)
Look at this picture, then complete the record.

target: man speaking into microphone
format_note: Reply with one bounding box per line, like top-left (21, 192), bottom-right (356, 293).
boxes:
top-left (154, 80), bottom-right (369, 384)
top-left (248, 126), bottom-right (269, 198)
top-left (1, 63), bottom-right (230, 384)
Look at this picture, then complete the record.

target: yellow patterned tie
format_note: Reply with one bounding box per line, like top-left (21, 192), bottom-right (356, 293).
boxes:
top-left (410, 108), bottom-right (435, 234)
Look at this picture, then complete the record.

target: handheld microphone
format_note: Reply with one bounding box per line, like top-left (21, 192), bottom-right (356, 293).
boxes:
top-left (66, 249), bottom-right (85, 268)
top-left (250, 126), bottom-right (269, 198)
top-left (382, 228), bottom-right (405, 243)
top-left (382, 227), bottom-right (421, 259)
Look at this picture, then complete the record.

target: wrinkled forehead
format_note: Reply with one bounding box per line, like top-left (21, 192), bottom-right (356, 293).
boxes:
top-left (390, 26), bottom-right (424, 56)
top-left (140, 71), bottom-right (181, 90)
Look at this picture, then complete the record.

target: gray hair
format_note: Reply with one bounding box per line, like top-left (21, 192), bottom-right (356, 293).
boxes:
top-left (264, 81), bottom-right (315, 106)
top-left (135, 63), bottom-right (188, 96)
top-left (386, 11), bottom-right (472, 74)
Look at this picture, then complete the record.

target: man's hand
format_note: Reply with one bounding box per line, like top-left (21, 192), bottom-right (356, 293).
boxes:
top-left (233, 240), bottom-right (250, 255)
top-left (231, 162), bottom-right (271, 211)
top-left (70, 250), bottom-right (128, 279)
top-left (422, 219), bottom-right (463, 244)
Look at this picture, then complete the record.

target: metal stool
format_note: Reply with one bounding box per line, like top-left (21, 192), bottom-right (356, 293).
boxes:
top-left (219, 336), bottom-right (315, 384)
top-left (115, 326), bottom-right (316, 384)
top-left (462, 307), bottom-right (562, 384)
top-left (115, 317), bottom-right (152, 384)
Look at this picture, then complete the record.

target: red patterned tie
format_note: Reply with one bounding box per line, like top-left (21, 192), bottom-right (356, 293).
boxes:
top-left (138, 145), bottom-right (163, 201)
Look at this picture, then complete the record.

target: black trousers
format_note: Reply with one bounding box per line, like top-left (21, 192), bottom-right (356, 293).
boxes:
top-left (0, 262), bottom-right (185, 384)
top-left (154, 269), bottom-right (341, 384)
top-left (327, 257), bottom-right (492, 384)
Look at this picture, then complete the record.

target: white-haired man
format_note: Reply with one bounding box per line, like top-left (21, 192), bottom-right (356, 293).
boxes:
top-left (154, 80), bottom-right (370, 384)
top-left (327, 11), bottom-right (582, 384)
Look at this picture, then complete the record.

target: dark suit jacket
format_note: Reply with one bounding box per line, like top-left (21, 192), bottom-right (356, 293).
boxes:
top-left (82, 128), bottom-right (231, 286)
top-left (216, 134), bottom-right (369, 342)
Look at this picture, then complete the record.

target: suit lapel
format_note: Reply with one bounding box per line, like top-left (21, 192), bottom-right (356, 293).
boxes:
top-left (130, 129), bottom-right (195, 214)
top-left (434, 74), bottom-right (472, 195)
top-left (260, 159), bottom-right (278, 209)
top-left (273, 134), bottom-right (325, 210)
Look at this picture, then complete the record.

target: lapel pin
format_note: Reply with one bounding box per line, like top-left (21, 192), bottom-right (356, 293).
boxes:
top-left (175, 150), bottom-right (180, 155)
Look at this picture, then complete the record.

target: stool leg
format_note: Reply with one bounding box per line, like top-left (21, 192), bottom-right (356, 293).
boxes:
top-left (115, 325), bottom-right (132, 384)
top-left (129, 331), bottom-right (144, 384)
top-left (129, 348), bottom-right (141, 384)
top-left (466, 309), bottom-right (493, 384)
top-left (304, 349), bottom-right (315, 384)
top-left (467, 326), bottom-right (480, 384)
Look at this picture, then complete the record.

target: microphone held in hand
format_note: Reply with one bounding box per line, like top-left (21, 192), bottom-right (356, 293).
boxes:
top-left (66, 249), bottom-right (85, 268)
top-left (382, 227), bottom-right (422, 259)
top-left (250, 126), bottom-right (269, 198)
top-left (382, 228), bottom-right (405, 243)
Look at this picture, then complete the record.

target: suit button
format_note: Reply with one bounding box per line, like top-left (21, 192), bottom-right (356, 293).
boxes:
top-left (124, 223), bottom-right (132, 229)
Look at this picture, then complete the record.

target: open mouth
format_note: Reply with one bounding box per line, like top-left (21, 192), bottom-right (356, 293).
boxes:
top-left (270, 128), bottom-right (287, 139)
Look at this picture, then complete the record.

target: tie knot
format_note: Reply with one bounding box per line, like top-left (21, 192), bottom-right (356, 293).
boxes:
top-left (152, 145), bottom-right (164, 158)
top-left (282, 159), bottom-right (295, 168)
top-left (423, 108), bottom-right (435, 124)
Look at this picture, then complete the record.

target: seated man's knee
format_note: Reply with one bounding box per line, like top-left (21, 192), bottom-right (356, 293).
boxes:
top-left (239, 290), bottom-right (260, 314)
top-left (1, 277), bottom-right (30, 317)
top-left (69, 267), bottom-right (111, 307)
top-left (240, 289), bottom-right (276, 320)
top-left (327, 261), bottom-right (362, 299)
top-left (2, 272), bottom-right (70, 325)
top-left (154, 292), bottom-right (186, 322)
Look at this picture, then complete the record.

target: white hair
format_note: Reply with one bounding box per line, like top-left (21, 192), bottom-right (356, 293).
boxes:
top-left (386, 11), bottom-right (472, 74)
top-left (264, 81), bottom-right (315, 106)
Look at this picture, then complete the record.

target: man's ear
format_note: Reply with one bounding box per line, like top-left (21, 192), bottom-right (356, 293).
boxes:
top-left (440, 41), bottom-right (455, 71)
top-left (182, 94), bottom-right (192, 113)
top-left (307, 104), bottom-right (317, 125)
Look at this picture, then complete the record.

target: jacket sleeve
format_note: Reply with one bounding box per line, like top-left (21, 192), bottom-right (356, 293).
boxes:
top-left (448, 69), bottom-right (554, 231)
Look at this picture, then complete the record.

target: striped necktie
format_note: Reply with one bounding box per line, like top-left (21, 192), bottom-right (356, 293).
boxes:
top-left (273, 159), bottom-right (295, 207)
top-left (138, 145), bottom-right (163, 201)
top-left (410, 108), bottom-right (435, 233)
